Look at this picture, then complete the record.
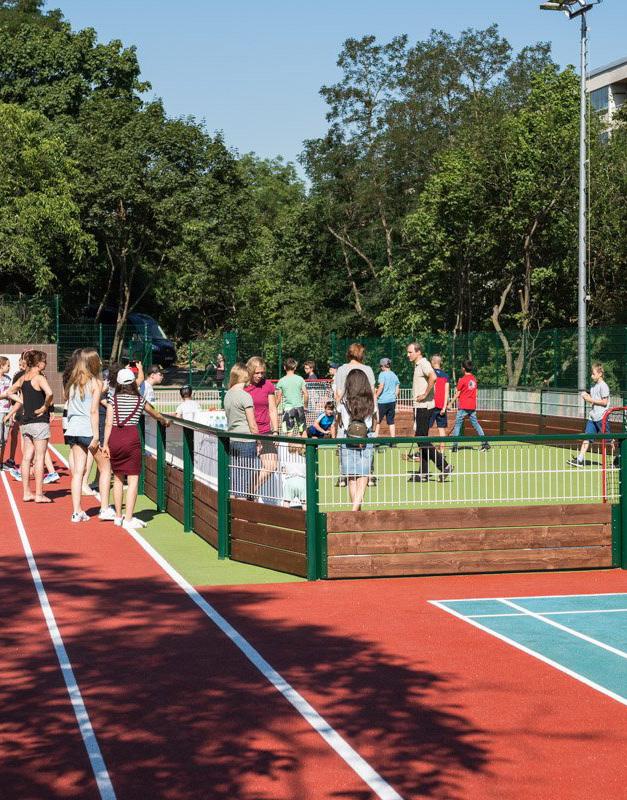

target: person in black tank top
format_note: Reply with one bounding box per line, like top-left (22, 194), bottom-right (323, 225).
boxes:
top-left (6, 350), bottom-right (54, 503)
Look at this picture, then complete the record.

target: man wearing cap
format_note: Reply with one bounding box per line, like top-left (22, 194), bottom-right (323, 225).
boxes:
top-left (375, 358), bottom-right (400, 442)
top-left (140, 364), bottom-right (164, 405)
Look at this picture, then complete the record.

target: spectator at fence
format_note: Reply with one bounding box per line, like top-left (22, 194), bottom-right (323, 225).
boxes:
top-left (450, 360), bottom-right (490, 452)
top-left (3, 351), bottom-right (29, 477)
top-left (224, 363), bottom-right (259, 499)
top-left (176, 385), bottom-right (201, 421)
top-left (568, 362), bottom-right (611, 468)
top-left (334, 344), bottom-right (376, 404)
top-left (303, 360), bottom-right (318, 380)
top-left (65, 348), bottom-right (114, 523)
top-left (276, 358), bottom-right (308, 433)
top-left (102, 368), bottom-right (170, 532)
top-left (307, 401), bottom-right (336, 438)
top-left (375, 358), bottom-right (399, 442)
top-left (140, 364), bottom-right (164, 405)
top-left (215, 353), bottom-right (225, 385)
top-left (430, 354), bottom-right (450, 453)
top-left (0, 356), bottom-right (12, 469)
top-left (336, 369), bottom-right (376, 511)
top-left (280, 430), bottom-right (307, 509)
top-left (406, 343), bottom-right (453, 482)
top-left (245, 356), bottom-right (279, 500)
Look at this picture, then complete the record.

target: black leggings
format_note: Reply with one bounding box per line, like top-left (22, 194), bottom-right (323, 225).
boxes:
top-left (414, 408), bottom-right (448, 475)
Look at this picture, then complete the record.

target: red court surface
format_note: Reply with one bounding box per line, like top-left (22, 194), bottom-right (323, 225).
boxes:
top-left (2, 451), bottom-right (626, 800)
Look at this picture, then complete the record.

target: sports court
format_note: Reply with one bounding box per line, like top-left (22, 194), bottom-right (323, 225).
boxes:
top-left (2, 437), bottom-right (626, 800)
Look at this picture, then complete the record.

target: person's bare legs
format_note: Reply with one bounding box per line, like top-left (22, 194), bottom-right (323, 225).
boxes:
top-left (9, 422), bottom-right (19, 463)
top-left (70, 444), bottom-right (88, 514)
top-left (251, 451), bottom-right (278, 498)
top-left (44, 448), bottom-right (55, 475)
top-left (95, 450), bottom-right (112, 512)
top-left (348, 475), bottom-right (368, 511)
top-left (21, 435), bottom-right (35, 500)
top-left (437, 428), bottom-right (447, 453)
top-left (124, 475), bottom-right (139, 521)
top-left (33, 439), bottom-right (50, 502)
top-left (81, 450), bottom-right (96, 494)
top-left (113, 474), bottom-right (124, 518)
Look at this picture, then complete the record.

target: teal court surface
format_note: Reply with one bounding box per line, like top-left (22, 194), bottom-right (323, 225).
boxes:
top-left (431, 593), bottom-right (627, 705)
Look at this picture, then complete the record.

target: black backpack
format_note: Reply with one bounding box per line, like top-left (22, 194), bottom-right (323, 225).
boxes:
top-left (345, 417), bottom-right (369, 448)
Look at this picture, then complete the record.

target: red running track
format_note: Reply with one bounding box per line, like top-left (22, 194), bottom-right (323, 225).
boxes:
top-left (2, 448), bottom-right (626, 800)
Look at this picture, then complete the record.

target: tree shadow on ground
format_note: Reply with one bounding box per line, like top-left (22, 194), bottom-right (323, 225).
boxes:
top-left (2, 551), bottom-right (492, 799)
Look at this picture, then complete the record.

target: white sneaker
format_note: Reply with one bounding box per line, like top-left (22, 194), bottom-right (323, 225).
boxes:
top-left (71, 511), bottom-right (89, 523)
top-left (125, 516), bottom-right (147, 529)
top-left (98, 506), bottom-right (117, 521)
top-left (113, 516), bottom-right (123, 526)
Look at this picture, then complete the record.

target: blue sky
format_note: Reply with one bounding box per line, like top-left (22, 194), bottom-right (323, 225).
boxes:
top-left (46, 1), bottom-right (626, 168)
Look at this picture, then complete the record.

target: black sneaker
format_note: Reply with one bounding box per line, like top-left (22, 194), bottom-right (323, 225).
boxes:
top-left (451, 446), bottom-right (459, 453)
top-left (567, 458), bottom-right (584, 468)
top-left (439, 464), bottom-right (454, 482)
top-left (480, 443), bottom-right (491, 452)
top-left (5, 458), bottom-right (16, 470)
top-left (367, 477), bottom-right (377, 487)
top-left (408, 473), bottom-right (429, 482)
top-left (335, 478), bottom-right (347, 488)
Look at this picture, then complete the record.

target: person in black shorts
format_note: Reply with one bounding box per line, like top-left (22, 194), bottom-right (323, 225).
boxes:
top-left (375, 358), bottom-right (400, 443)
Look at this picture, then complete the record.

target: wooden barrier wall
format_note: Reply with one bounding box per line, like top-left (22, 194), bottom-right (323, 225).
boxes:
top-left (230, 499), bottom-right (308, 577)
top-left (381, 409), bottom-right (583, 437)
top-left (325, 503), bottom-right (613, 579)
top-left (144, 455), bottom-right (157, 503)
top-left (194, 480), bottom-right (218, 548)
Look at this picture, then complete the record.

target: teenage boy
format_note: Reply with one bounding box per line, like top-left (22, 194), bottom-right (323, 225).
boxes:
top-left (568, 362), bottom-right (611, 467)
top-left (276, 358), bottom-right (309, 432)
top-left (406, 343), bottom-right (452, 481)
top-left (307, 401), bottom-right (336, 438)
top-left (140, 364), bottom-right (164, 405)
top-left (375, 358), bottom-right (400, 442)
top-left (450, 360), bottom-right (490, 451)
top-left (303, 360), bottom-right (318, 380)
top-left (429, 354), bottom-right (450, 453)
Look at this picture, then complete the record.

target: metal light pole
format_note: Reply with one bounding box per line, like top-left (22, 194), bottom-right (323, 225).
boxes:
top-left (540, 0), bottom-right (602, 390)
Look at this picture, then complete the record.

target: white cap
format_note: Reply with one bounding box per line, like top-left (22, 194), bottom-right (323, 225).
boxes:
top-left (116, 368), bottom-right (135, 386)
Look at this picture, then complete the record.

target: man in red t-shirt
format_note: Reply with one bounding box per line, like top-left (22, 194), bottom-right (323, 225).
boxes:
top-left (449, 359), bottom-right (490, 452)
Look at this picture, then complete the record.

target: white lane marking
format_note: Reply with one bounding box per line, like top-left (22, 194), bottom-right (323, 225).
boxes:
top-left (123, 527), bottom-right (403, 800)
top-left (497, 598), bottom-right (627, 659)
top-left (1, 472), bottom-right (117, 799)
top-left (48, 447), bottom-right (404, 798)
top-left (429, 600), bottom-right (627, 706)
top-left (432, 592), bottom-right (627, 603)
top-left (469, 608), bottom-right (627, 619)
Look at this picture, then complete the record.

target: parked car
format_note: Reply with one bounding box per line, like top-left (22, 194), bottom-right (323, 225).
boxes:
top-left (80, 306), bottom-right (177, 366)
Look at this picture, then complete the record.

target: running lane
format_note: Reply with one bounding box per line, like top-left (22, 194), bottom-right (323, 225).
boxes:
top-left (4, 465), bottom-right (398, 800)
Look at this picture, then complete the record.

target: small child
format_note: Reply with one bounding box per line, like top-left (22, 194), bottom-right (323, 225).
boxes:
top-left (281, 431), bottom-right (307, 509)
top-left (307, 401), bottom-right (335, 438)
top-left (449, 359), bottom-right (490, 451)
top-left (429, 354), bottom-right (450, 453)
top-left (175, 385), bottom-right (201, 421)
top-left (276, 358), bottom-right (308, 433)
top-left (568, 362), bottom-right (611, 468)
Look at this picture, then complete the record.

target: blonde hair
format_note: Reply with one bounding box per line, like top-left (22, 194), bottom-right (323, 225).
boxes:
top-left (246, 356), bottom-right (266, 381)
top-left (592, 362), bottom-right (604, 375)
top-left (64, 347), bottom-right (101, 400)
top-left (228, 362), bottom-right (250, 388)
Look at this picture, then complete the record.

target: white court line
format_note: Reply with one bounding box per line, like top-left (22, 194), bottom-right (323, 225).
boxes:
top-left (497, 598), bottom-right (627, 660)
top-left (429, 600), bottom-right (627, 706)
top-left (433, 592), bottom-right (627, 603)
top-left (469, 608), bottom-right (627, 619)
top-left (49, 443), bottom-right (403, 800)
top-left (1, 472), bottom-right (117, 800)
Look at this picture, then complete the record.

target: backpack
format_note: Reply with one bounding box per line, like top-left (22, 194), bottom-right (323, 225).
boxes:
top-left (345, 417), bottom-right (369, 448)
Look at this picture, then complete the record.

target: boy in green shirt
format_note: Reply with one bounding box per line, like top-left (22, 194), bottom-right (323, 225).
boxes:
top-left (275, 358), bottom-right (309, 433)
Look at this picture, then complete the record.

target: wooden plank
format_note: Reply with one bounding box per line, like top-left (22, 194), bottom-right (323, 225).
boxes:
top-left (231, 540), bottom-right (307, 577)
top-left (231, 498), bottom-right (306, 531)
top-left (166, 482), bottom-right (185, 508)
top-left (144, 483), bottom-right (157, 503)
top-left (327, 524), bottom-right (611, 555)
top-left (145, 456), bottom-right (157, 477)
top-left (193, 480), bottom-right (218, 509)
top-left (194, 515), bottom-right (218, 547)
top-left (327, 546), bottom-right (612, 578)
top-left (166, 496), bottom-right (184, 524)
top-left (166, 465), bottom-right (184, 489)
top-left (194, 498), bottom-right (217, 528)
top-left (326, 502), bottom-right (611, 533)
top-left (231, 518), bottom-right (307, 554)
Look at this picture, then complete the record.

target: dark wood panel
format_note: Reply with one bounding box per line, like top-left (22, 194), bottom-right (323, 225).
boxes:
top-left (194, 515), bottom-right (218, 547)
top-left (193, 480), bottom-right (218, 509)
top-left (327, 524), bottom-right (611, 556)
top-left (166, 482), bottom-right (185, 507)
top-left (166, 464), bottom-right (184, 489)
top-left (166, 496), bottom-right (184, 524)
top-left (144, 483), bottom-right (157, 503)
top-left (231, 498), bottom-right (306, 531)
top-left (194, 498), bottom-right (217, 528)
top-left (145, 456), bottom-right (157, 476)
top-left (326, 502), bottom-right (611, 533)
top-left (231, 540), bottom-right (307, 577)
top-left (231, 518), bottom-right (307, 554)
top-left (327, 546), bottom-right (612, 578)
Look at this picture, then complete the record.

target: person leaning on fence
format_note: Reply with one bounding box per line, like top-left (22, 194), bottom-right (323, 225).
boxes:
top-left (0, 356), bottom-right (12, 469)
top-left (176, 385), bottom-right (201, 421)
top-left (449, 360), bottom-right (490, 452)
top-left (375, 357), bottom-right (399, 443)
top-left (429, 354), bottom-right (450, 453)
top-left (275, 358), bottom-right (308, 433)
top-left (279, 429), bottom-right (307, 509)
top-left (568, 362), bottom-right (611, 468)
top-left (336, 369), bottom-right (376, 512)
top-left (245, 356), bottom-right (280, 501)
top-left (406, 343), bottom-right (453, 482)
top-left (140, 364), bottom-right (164, 404)
top-left (224, 363), bottom-right (259, 500)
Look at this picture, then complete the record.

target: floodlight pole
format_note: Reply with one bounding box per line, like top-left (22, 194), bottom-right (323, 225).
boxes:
top-left (577, 11), bottom-right (588, 392)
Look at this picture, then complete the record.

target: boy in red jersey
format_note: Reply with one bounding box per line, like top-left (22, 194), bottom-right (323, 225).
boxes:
top-left (449, 359), bottom-right (490, 452)
top-left (429, 354), bottom-right (449, 453)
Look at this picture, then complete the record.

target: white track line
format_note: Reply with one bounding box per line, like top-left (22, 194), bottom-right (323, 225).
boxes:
top-left (469, 608), bottom-right (627, 619)
top-left (1, 472), bottom-right (117, 799)
top-left (497, 598), bottom-right (627, 659)
top-left (429, 600), bottom-right (627, 706)
top-left (49, 443), bottom-right (403, 800)
top-left (433, 592), bottom-right (627, 603)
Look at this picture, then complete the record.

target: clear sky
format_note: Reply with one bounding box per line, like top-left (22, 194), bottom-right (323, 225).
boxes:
top-left (45, 1), bottom-right (626, 169)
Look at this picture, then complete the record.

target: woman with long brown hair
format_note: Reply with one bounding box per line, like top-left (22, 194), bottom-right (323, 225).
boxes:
top-left (337, 369), bottom-right (376, 512)
top-left (245, 356), bottom-right (279, 500)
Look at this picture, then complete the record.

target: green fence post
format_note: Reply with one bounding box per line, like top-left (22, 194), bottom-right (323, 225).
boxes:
top-left (317, 511), bottom-right (328, 579)
top-left (98, 324), bottom-right (104, 358)
top-left (156, 422), bottom-right (166, 512)
top-left (183, 426), bottom-right (194, 532)
top-left (305, 442), bottom-right (320, 580)
top-left (223, 330), bottom-right (238, 375)
top-left (138, 416), bottom-right (146, 495)
top-left (621, 437), bottom-right (627, 570)
top-left (330, 332), bottom-right (337, 365)
top-left (217, 434), bottom-right (231, 559)
top-left (188, 341), bottom-right (193, 387)
top-left (277, 333), bottom-right (283, 378)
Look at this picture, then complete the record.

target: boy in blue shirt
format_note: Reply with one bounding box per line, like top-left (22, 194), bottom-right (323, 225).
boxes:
top-left (375, 358), bottom-right (400, 442)
top-left (307, 401), bottom-right (335, 438)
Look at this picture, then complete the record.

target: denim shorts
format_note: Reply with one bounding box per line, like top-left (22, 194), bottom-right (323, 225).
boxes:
top-left (66, 435), bottom-right (94, 448)
top-left (340, 443), bottom-right (374, 477)
top-left (585, 418), bottom-right (609, 436)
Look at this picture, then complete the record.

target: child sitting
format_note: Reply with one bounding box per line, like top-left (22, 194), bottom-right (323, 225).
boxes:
top-left (307, 401), bottom-right (336, 438)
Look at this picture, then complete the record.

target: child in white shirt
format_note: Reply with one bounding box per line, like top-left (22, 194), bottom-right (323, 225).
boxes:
top-left (175, 385), bottom-right (201, 421)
